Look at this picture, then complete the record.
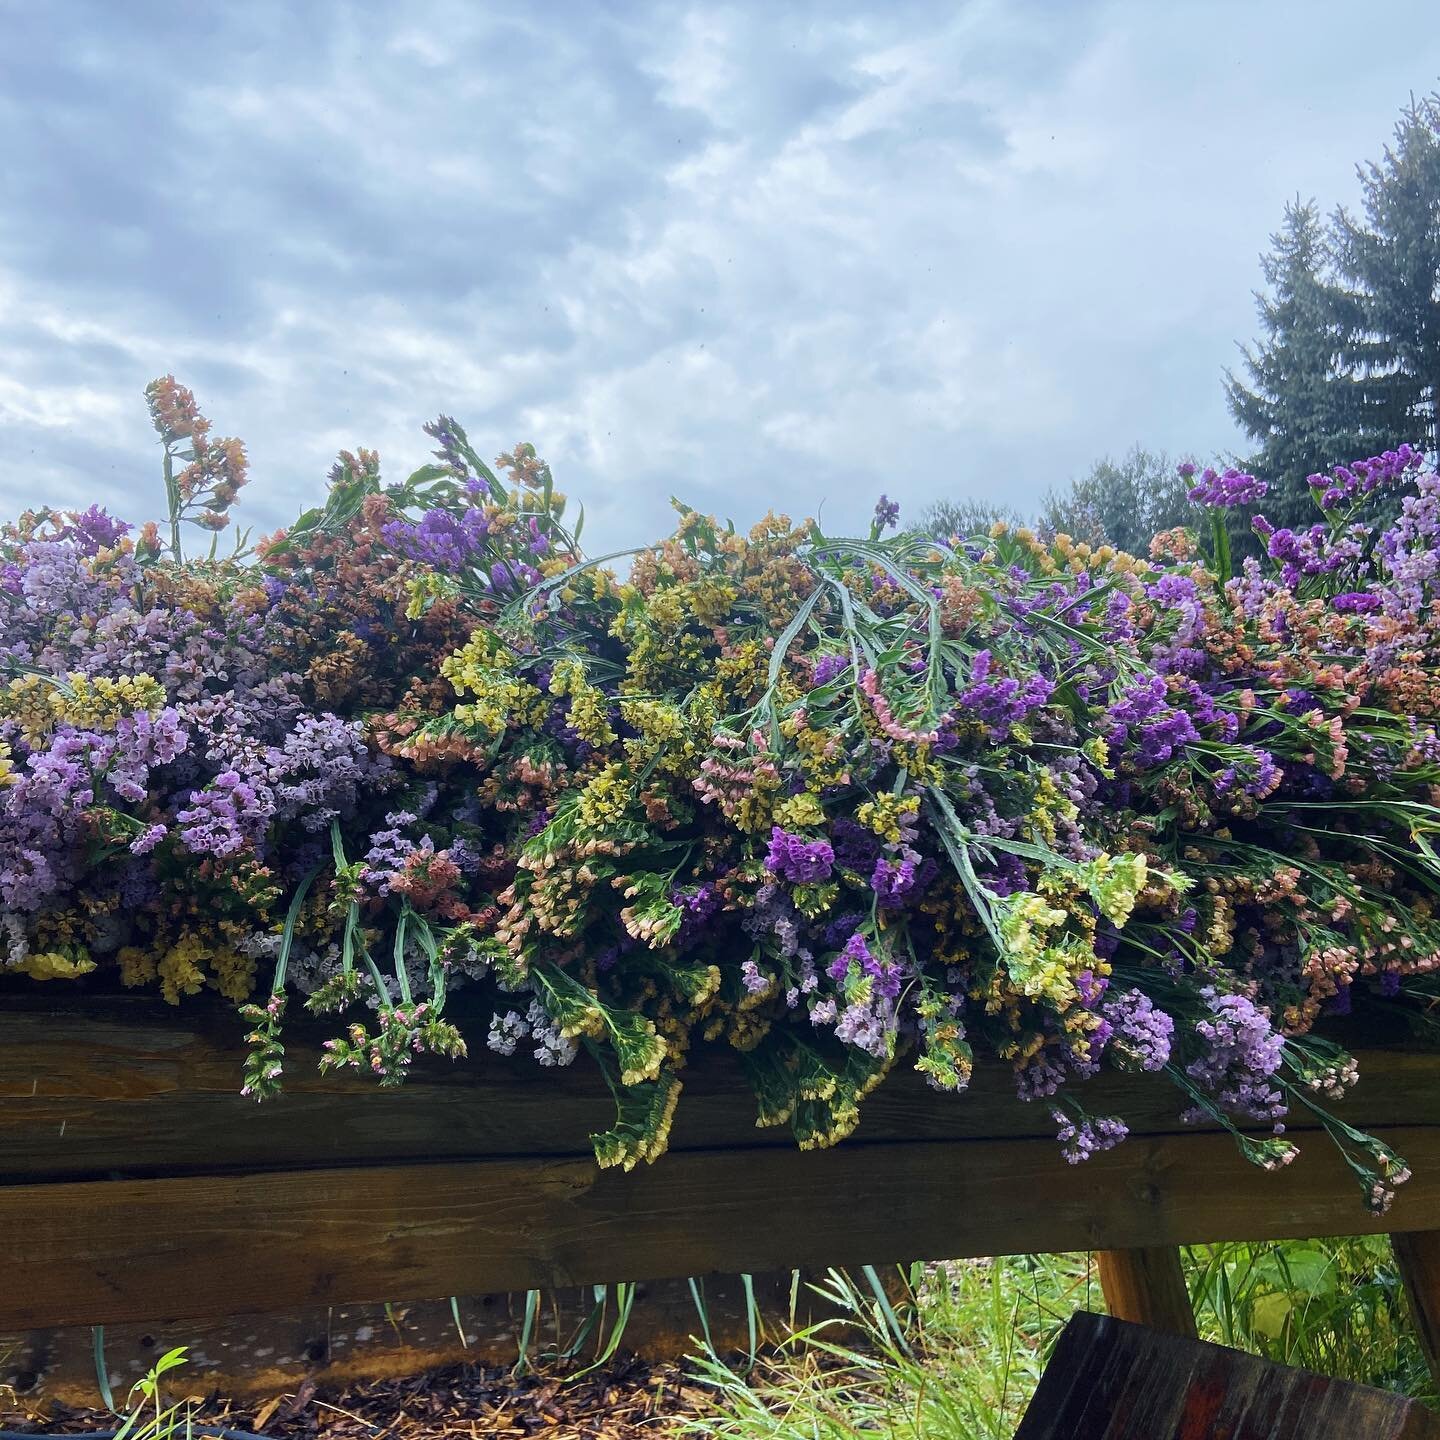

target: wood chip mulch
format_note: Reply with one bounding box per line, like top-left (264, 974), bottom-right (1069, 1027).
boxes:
top-left (0, 1355), bottom-right (714, 1440)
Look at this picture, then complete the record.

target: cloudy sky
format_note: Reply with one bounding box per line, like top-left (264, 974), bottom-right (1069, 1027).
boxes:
top-left (2, 1), bottom-right (1438, 553)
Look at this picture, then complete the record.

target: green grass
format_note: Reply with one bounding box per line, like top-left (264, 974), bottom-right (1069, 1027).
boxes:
top-left (683, 1238), bottom-right (1436, 1438)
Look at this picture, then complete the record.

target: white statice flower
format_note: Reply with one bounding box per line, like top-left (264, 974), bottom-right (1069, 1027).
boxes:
top-left (487, 1009), bottom-right (530, 1057)
top-left (1, 913), bottom-right (28, 969)
top-left (526, 998), bottom-right (579, 1067)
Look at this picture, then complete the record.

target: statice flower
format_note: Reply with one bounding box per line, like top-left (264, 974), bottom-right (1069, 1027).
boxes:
top-left (958, 650), bottom-right (1054, 738)
top-left (382, 507), bottom-right (489, 570)
top-left (175, 771), bottom-right (270, 858)
top-left (1105, 676), bottom-right (1200, 767)
top-left (1101, 988), bottom-right (1173, 1072)
top-left (1184, 988), bottom-right (1286, 1124)
top-left (810, 653), bottom-right (850, 688)
top-left (873, 495), bottom-right (900, 531)
top-left (1187, 466), bottom-right (1267, 507)
top-left (487, 1009), bottom-right (529, 1056)
top-left (1307, 445), bottom-right (1423, 508)
top-left (1213, 746), bottom-right (1282, 801)
top-left (765, 826), bottom-right (835, 884)
top-left (1052, 1109), bottom-right (1129, 1163)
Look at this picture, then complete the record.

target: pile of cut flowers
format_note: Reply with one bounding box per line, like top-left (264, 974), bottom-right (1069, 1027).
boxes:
top-left (3, 378), bottom-right (1439, 1209)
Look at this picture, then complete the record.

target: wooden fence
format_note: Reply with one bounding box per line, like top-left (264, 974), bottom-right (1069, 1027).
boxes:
top-left (1, 993), bottom-right (1438, 1383)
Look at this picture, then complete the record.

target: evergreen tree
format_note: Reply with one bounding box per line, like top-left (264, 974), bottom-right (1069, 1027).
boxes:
top-left (1225, 200), bottom-right (1373, 529)
top-left (1334, 91), bottom-right (1440, 457)
top-left (919, 497), bottom-right (1024, 540)
top-left (1037, 447), bottom-right (1193, 554)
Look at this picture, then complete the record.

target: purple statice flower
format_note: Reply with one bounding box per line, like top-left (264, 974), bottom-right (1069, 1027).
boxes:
top-left (1213, 745), bottom-right (1282, 800)
top-left (1052, 1110), bottom-right (1129, 1164)
top-left (828, 930), bottom-right (902, 1000)
top-left (873, 495), bottom-right (900, 532)
top-left (872, 850), bottom-right (938, 909)
top-left (673, 881), bottom-right (721, 947)
top-left (1184, 988), bottom-right (1286, 1124)
top-left (59, 505), bottom-right (132, 554)
top-left (810, 653), bottom-right (850, 688)
top-left (1331, 591), bottom-right (1382, 614)
top-left (765, 826), bottom-right (835, 884)
top-left (819, 910), bottom-right (863, 950)
top-left (381, 507), bottom-right (489, 571)
top-left (1102, 988), bottom-right (1173, 1072)
top-left (958, 650), bottom-right (1054, 738)
top-left (1187, 466), bottom-right (1267, 508)
top-left (1307, 445), bottom-right (1423, 509)
top-left (830, 817), bottom-right (881, 873)
top-left (1104, 676), bottom-right (1200, 767)
top-left (1253, 517), bottom-right (1366, 587)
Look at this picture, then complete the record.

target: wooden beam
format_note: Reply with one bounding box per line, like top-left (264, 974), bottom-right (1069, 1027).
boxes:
top-left (2, 996), bottom-right (1438, 1181)
top-left (1393, 1230), bottom-right (1440, 1390)
top-left (1096, 1246), bottom-right (1196, 1336)
top-left (2, 1126), bottom-right (1438, 1330)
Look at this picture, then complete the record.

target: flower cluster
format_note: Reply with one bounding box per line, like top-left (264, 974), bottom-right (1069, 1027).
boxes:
top-left (5, 383), bottom-right (1440, 1210)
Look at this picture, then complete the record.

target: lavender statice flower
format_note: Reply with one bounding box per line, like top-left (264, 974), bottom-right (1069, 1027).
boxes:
top-left (873, 495), bottom-right (900, 532)
top-left (740, 958), bottom-right (771, 995)
top-left (1184, 988), bottom-right (1286, 1124)
top-left (765, 826), bottom-right (835, 884)
top-left (175, 770), bottom-right (269, 858)
top-left (1052, 1109), bottom-right (1129, 1163)
top-left (1101, 988), bottom-right (1173, 1072)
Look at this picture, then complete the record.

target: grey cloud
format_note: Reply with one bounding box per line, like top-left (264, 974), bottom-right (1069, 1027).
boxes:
top-left (1, 0), bottom-right (1439, 552)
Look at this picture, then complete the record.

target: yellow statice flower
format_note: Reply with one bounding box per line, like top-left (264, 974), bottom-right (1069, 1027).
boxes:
top-left (551, 658), bottom-right (617, 746)
top-left (774, 792), bottom-right (826, 829)
top-left (118, 945), bottom-right (159, 988)
top-left (1, 671), bottom-right (165, 744)
top-left (19, 948), bottom-right (96, 981)
top-left (857, 793), bottom-right (919, 845)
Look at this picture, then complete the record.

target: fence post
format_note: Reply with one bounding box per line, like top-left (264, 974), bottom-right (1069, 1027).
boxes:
top-left (1392, 1230), bottom-right (1440, 1387)
top-left (1096, 1246), bottom-right (1196, 1337)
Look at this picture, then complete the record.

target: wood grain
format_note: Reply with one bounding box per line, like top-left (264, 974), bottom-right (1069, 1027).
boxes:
top-left (1394, 1230), bottom-right (1440, 1391)
top-left (1096, 1246), bottom-right (1196, 1337)
top-left (3, 1125), bottom-right (1440, 1329)
top-left (1014, 1311), bottom-right (1440, 1439)
top-left (2, 995), bottom-right (1438, 1180)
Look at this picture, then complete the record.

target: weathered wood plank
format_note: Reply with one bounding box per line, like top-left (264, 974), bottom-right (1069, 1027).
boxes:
top-left (1096, 1246), bottom-right (1196, 1336)
top-left (2, 995), bottom-right (1437, 1180)
top-left (1394, 1230), bottom-right (1440, 1391)
top-left (3, 1125), bottom-right (1439, 1329)
top-left (1014, 1311), bottom-right (1440, 1439)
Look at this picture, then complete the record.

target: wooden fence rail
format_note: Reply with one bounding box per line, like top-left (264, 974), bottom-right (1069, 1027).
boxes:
top-left (2, 994), bottom-right (1438, 1383)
